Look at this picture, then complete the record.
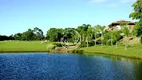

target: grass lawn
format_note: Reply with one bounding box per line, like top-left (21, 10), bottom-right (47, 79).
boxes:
top-left (0, 41), bottom-right (53, 52)
top-left (80, 45), bottom-right (142, 59)
top-left (1, 40), bottom-right (142, 59)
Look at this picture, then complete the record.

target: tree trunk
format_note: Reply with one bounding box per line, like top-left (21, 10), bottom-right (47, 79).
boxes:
top-left (80, 35), bottom-right (82, 43)
top-left (101, 33), bottom-right (103, 48)
top-left (95, 32), bottom-right (96, 46)
top-left (86, 36), bottom-right (88, 48)
top-left (83, 34), bottom-right (84, 41)
top-left (116, 42), bottom-right (117, 49)
top-left (111, 33), bottom-right (113, 46)
top-left (125, 37), bottom-right (128, 50)
top-left (125, 44), bottom-right (127, 50)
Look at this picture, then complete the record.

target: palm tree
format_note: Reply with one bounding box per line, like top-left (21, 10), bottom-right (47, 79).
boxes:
top-left (120, 22), bottom-right (130, 50)
top-left (77, 24), bottom-right (91, 47)
top-left (94, 25), bottom-right (105, 47)
top-left (111, 26), bottom-right (120, 48)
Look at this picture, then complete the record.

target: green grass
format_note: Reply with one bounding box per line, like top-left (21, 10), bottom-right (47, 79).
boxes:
top-left (1, 41), bottom-right (142, 59)
top-left (0, 41), bottom-right (53, 52)
top-left (80, 45), bottom-right (142, 59)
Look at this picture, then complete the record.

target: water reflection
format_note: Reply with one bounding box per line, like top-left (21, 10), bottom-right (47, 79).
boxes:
top-left (0, 53), bottom-right (142, 80)
top-left (77, 55), bottom-right (136, 80)
top-left (133, 61), bottom-right (142, 80)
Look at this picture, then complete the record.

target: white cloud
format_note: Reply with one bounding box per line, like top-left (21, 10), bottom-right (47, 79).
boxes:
top-left (89, 0), bottom-right (107, 3)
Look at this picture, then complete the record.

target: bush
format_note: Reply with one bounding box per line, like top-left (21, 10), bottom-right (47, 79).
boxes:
top-left (79, 41), bottom-right (87, 47)
top-left (79, 41), bottom-right (98, 48)
top-left (72, 50), bottom-right (84, 54)
top-left (53, 43), bottom-right (63, 47)
top-left (140, 36), bottom-right (142, 44)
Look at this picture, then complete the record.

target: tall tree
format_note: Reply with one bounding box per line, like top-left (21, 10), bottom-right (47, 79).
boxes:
top-left (120, 22), bottom-right (130, 50)
top-left (129, 0), bottom-right (142, 20)
top-left (21, 29), bottom-right (36, 41)
top-left (46, 28), bottom-right (63, 42)
top-left (129, 0), bottom-right (142, 43)
top-left (14, 33), bottom-right (22, 40)
top-left (87, 27), bottom-right (94, 47)
top-left (95, 25), bottom-right (105, 46)
top-left (33, 27), bottom-right (44, 40)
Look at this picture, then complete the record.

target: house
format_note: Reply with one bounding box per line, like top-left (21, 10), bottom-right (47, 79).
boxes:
top-left (104, 20), bottom-right (135, 32)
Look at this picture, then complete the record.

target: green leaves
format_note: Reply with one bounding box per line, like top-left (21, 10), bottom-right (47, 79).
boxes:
top-left (130, 0), bottom-right (142, 20)
top-left (134, 22), bottom-right (142, 37)
top-left (46, 28), bottom-right (63, 42)
top-left (122, 26), bottom-right (130, 37)
top-left (33, 27), bottom-right (44, 40)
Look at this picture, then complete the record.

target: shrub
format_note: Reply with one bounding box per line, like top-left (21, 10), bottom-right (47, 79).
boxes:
top-left (72, 50), bottom-right (84, 54)
top-left (53, 43), bottom-right (63, 47)
top-left (79, 41), bottom-right (87, 47)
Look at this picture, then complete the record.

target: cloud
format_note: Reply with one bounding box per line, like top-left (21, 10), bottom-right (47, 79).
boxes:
top-left (89, 0), bottom-right (107, 3)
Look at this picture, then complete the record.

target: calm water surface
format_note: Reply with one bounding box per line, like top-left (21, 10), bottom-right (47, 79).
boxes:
top-left (0, 53), bottom-right (142, 80)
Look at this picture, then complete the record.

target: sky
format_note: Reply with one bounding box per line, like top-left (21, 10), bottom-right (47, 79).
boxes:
top-left (0, 0), bottom-right (136, 36)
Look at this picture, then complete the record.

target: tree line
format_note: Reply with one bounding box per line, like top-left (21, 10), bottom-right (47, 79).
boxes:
top-left (0, 27), bottom-right (44, 41)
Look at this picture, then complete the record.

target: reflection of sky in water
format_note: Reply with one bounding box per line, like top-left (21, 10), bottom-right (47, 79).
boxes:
top-left (0, 53), bottom-right (142, 80)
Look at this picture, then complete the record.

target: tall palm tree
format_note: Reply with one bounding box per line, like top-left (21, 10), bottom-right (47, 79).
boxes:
top-left (120, 22), bottom-right (130, 50)
top-left (94, 25), bottom-right (105, 47)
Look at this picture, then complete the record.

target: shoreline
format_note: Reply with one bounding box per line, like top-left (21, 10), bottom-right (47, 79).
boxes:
top-left (83, 51), bottom-right (142, 60)
top-left (0, 51), bottom-right (48, 53)
top-left (0, 50), bottom-right (142, 60)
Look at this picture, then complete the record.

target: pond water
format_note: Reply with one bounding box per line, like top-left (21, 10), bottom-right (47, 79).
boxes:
top-left (0, 53), bottom-right (142, 80)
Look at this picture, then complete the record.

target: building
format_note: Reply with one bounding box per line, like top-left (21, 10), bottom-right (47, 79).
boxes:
top-left (104, 20), bottom-right (135, 32)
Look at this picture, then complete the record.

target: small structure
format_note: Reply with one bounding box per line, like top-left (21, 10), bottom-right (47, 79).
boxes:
top-left (104, 20), bottom-right (135, 32)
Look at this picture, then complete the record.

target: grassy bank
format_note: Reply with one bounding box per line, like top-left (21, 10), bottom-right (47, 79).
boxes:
top-left (1, 41), bottom-right (142, 59)
top-left (0, 41), bottom-right (53, 52)
top-left (80, 45), bottom-right (142, 59)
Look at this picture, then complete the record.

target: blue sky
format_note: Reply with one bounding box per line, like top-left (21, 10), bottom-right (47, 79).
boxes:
top-left (0, 0), bottom-right (136, 36)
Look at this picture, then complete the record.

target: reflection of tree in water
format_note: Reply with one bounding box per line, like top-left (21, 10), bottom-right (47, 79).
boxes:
top-left (77, 55), bottom-right (97, 80)
top-left (134, 60), bottom-right (142, 80)
top-left (77, 55), bottom-right (139, 80)
top-left (77, 56), bottom-right (115, 80)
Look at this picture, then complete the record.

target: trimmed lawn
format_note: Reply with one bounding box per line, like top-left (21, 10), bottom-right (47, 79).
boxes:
top-left (80, 45), bottom-right (142, 59)
top-left (0, 41), bottom-right (52, 52)
top-left (1, 41), bottom-right (142, 59)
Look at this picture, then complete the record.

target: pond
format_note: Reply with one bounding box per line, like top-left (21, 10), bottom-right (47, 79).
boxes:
top-left (0, 53), bottom-right (142, 80)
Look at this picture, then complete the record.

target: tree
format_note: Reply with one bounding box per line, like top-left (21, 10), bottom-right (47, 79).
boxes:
top-left (103, 32), bottom-right (111, 45)
top-left (76, 24), bottom-right (91, 47)
top-left (0, 35), bottom-right (14, 41)
top-left (130, 0), bottom-right (142, 43)
top-left (120, 22), bottom-right (130, 50)
top-left (14, 33), bottom-right (22, 40)
top-left (95, 25), bottom-right (105, 47)
top-left (112, 31), bottom-right (121, 48)
top-left (87, 27), bottom-right (94, 47)
top-left (46, 28), bottom-right (63, 42)
top-left (33, 27), bottom-right (44, 40)
top-left (129, 0), bottom-right (142, 20)
top-left (63, 28), bottom-right (75, 42)
top-left (21, 29), bottom-right (36, 41)
top-left (82, 24), bottom-right (91, 47)
top-left (77, 24), bottom-right (91, 42)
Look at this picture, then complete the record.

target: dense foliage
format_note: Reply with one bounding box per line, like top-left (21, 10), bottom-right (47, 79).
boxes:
top-left (0, 27), bottom-right (44, 41)
top-left (0, 35), bottom-right (14, 41)
top-left (130, 0), bottom-right (142, 37)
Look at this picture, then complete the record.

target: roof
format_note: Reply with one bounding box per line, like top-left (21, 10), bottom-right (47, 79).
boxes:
top-left (108, 20), bottom-right (135, 27)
